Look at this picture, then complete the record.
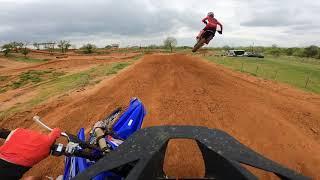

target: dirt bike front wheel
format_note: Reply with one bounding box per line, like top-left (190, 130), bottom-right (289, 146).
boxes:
top-left (192, 38), bottom-right (206, 53)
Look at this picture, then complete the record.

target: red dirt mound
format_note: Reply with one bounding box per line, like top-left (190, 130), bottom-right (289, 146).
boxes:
top-left (1, 54), bottom-right (319, 179)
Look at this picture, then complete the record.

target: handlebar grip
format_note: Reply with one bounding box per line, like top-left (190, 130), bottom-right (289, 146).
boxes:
top-left (94, 128), bottom-right (108, 151)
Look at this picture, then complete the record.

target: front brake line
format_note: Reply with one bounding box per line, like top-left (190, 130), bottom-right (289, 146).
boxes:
top-left (33, 116), bottom-right (69, 139)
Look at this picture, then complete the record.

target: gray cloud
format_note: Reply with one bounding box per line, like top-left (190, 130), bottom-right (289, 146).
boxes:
top-left (0, 0), bottom-right (319, 47)
top-left (241, 12), bottom-right (309, 27)
top-left (239, 0), bottom-right (318, 28)
top-left (0, 1), bottom-right (201, 42)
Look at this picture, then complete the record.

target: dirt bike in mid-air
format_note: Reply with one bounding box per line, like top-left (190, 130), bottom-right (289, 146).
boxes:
top-left (192, 30), bottom-right (222, 53)
top-left (32, 97), bottom-right (308, 180)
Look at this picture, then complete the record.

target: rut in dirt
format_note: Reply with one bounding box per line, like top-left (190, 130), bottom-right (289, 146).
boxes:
top-left (7, 54), bottom-right (319, 179)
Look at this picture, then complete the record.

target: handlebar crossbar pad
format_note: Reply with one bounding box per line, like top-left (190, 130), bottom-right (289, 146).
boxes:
top-left (74, 126), bottom-right (309, 180)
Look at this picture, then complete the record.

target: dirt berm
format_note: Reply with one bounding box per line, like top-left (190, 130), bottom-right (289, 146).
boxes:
top-left (2, 54), bottom-right (319, 179)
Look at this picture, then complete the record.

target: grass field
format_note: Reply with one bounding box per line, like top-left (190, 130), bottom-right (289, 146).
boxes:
top-left (14, 57), bottom-right (50, 63)
top-left (0, 61), bottom-right (131, 120)
top-left (206, 55), bottom-right (320, 93)
top-left (0, 70), bottom-right (65, 93)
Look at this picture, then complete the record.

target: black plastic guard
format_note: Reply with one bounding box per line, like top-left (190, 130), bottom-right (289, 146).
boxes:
top-left (74, 126), bottom-right (309, 180)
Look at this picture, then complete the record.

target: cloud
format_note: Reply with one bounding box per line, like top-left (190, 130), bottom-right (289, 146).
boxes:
top-left (0, 1), bottom-right (201, 43)
top-left (238, 0), bottom-right (319, 28)
top-left (0, 0), bottom-right (319, 47)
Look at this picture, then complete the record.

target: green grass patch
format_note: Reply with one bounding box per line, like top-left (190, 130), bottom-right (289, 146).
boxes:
top-left (28, 62), bottom-right (131, 106)
top-left (0, 75), bottom-right (9, 93)
top-left (9, 70), bottom-right (65, 89)
top-left (0, 76), bottom-right (8, 81)
top-left (0, 106), bottom-right (22, 121)
top-left (0, 88), bottom-right (7, 93)
top-left (133, 54), bottom-right (144, 61)
top-left (206, 56), bottom-right (320, 93)
top-left (27, 72), bottom-right (91, 106)
top-left (14, 57), bottom-right (49, 63)
top-left (95, 51), bottom-right (111, 55)
top-left (0, 62), bottom-right (131, 120)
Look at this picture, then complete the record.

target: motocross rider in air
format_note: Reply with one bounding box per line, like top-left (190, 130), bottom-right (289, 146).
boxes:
top-left (197, 12), bottom-right (223, 44)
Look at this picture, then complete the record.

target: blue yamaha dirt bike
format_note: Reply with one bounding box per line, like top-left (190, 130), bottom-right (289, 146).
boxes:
top-left (39, 97), bottom-right (146, 180)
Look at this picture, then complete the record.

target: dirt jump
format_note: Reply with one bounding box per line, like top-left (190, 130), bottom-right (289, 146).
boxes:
top-left (1, 54), bottom-right (320, 179)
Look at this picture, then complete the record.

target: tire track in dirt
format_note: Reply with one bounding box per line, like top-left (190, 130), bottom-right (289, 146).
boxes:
top-left (3, 54), bottom-right (319, 179)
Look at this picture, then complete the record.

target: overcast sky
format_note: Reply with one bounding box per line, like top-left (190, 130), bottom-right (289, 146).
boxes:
top-left (0, 0), bottom-right (319, 47)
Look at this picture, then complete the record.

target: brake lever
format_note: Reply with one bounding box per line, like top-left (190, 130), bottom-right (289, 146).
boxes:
top-left (33, 116), bottom-right (99, 150)
top-left (33, 116), bottom-right (69, 138)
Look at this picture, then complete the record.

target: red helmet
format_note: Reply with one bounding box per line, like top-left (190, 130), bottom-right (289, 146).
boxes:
top-left (208, 12), bottom-right (214, 18)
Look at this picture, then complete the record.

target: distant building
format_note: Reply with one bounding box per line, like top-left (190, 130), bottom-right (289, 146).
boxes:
top-left (225, 50), bottom-right (245, 57)
top-left (225, 50), bottom-right (264, 58)
top-left (111, 44), bottom-right (119, 48)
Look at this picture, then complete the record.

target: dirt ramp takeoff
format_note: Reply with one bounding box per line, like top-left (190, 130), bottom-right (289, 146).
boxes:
top-left (5, 54), bottom-right (319, 179)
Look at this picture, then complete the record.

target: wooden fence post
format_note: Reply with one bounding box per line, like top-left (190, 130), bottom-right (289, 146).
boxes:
top-left (274, 70), bottom-right (278, 80)
top-left (305, 73), bottom-right (311, 88)
top-left (255, 65), bottom-right (259, 75)
top-left (241, 63), bottom-right (244, 72)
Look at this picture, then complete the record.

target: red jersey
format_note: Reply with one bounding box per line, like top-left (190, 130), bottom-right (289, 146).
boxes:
top-left (0, 128), bottom-right (61, 167)
top-left (202, 16), bottom-right (223, 30)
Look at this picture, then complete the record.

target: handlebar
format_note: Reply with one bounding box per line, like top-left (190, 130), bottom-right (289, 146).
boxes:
top-left (32, 115), bottom-right (105, 160)
top-left (32, 115), bottom-right (100, 150)
top-left (0, 127), bottom-right (102, 161)
top-left (65, 133), bottom-right (99, 150)
top-left (51, 144), bottom-right (102, 161)
top-left (32, 115), bottom-right (113, 160)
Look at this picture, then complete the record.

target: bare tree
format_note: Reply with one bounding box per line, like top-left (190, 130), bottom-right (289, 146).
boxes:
top-left (21, 43), bottom-right (30, 58)
top-left (58, 40), bottom-right (71, 53)
top-left (164, 37), bottom-right (177, 52)
top-left (65, 41), bottom-right (71, 52)
top-left (10, 42), bottom-right (22, 52)
top-left (1, 43), bottom-right (13, 56)
top-left (81, 43), bottom-right (97, 54)
top-left (17, 42), bottom-right (24, 51)
top-left (58, 40), bottom-right (66, 53)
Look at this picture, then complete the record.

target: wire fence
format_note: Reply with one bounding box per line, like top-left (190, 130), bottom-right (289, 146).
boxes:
top-left (208, 57), bottom-right (320, 94)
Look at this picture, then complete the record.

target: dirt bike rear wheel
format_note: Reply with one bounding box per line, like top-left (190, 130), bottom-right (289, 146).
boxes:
top-left (192, 38), bottom-right (206, 52)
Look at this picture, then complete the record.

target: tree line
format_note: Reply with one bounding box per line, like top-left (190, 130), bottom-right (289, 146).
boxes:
top-left (1, 37), bottom-right (179, 56)
top-left (0, 40), bottom-right (97, 57)
top-left (268, 45), bottom-right (320, 59)
top-left (0, 42), bottom-right (30, 57)
top-left (5, 37), bottom-right (318, 59)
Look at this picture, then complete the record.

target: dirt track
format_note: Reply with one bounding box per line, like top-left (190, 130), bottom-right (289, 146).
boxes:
top-left (0, 53), bottom-right (138, 75)
top-left (2, 54), bottom-right (320, 179)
